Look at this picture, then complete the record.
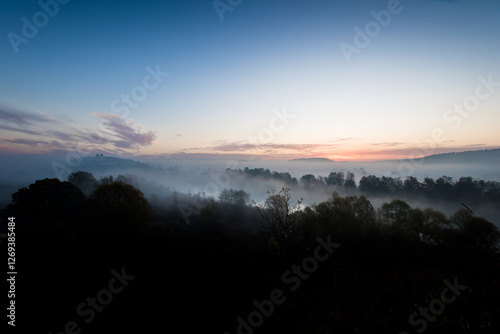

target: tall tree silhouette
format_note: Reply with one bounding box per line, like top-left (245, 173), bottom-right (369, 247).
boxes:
top-left (257, 187), bottom-right (306, 256)
top-left (88, 181), bottom-right (153, 233)
top-left (67, 170), bottom-right (99, 196)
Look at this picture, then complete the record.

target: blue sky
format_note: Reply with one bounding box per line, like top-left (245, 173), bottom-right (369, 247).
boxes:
top-left (1, 0), bottom-right (499, 161)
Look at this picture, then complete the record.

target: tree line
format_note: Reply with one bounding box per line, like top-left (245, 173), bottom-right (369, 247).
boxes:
top-left (228, 167), bottom-right (500, 203)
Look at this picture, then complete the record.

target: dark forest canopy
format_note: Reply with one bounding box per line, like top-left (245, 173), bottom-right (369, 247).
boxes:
top-left (1, 170), bottom-right (500, 333)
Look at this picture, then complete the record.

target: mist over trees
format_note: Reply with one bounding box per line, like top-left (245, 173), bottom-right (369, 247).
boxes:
top-left (224, 167), bottom-right (500, 203)
top-left (1, 166), bottom-right (499, 333)
top-left (217, 167), bottom-right (500, 225)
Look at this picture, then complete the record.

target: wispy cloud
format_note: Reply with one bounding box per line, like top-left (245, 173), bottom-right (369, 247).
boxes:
top-left (0, 106), bottom-right (70, 151)
top-left (0, 124), bottom-right (43, 136)
top-left (463, 143), bottom-right (486, 147)
top-left (2, 138), bottom-right (49, 147)
top-left (51, 131), bottom-right (76, 142)
top-left (371, 142), bottom-right (404, 147)
top-left (174, 140), bottom-right (500, 162)
top-left (329, 137), bottom-right (356, 143)
top-left (0, 104), bottom-right (157, 154)
top-left (203, 142), bottom-right (327, 153)
top-left (0, 106), bottom-right (56, 126)
top-left (92, 113), bottom-right (157, 149)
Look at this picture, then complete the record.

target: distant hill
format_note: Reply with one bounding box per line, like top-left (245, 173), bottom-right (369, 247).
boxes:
top-left (289, 158), bottom-right (335, 163)
top-left (77, 156), bottom-right (154, 173)
top-left (411, 148), bottom-right (500, 164)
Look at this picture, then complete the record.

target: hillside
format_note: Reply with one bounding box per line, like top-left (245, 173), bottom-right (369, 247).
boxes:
top-left (411, 148), bottom-right (500, 164)
top-left (77, 155), bottom-right (154, 172)
top-left (289, 157), bottom-right (335, 163)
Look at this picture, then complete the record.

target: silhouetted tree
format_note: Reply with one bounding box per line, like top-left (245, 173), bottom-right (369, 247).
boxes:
top-left (272, 171), bottom-right (298, 185)
top-left (450, 208), bottom-right (474, 233)
top-left (312, 194), bottom-right (365, 239)
top-left (359, 175), bottom-right (381, 193)
top-left (464, 217), bottom-right (500, 253)
top-left (456, 176), bottom-right (479, 200)
top-left (377, 199), bottom-right (411, 227)
top-left (8, 178), bottom-right (86, 226)
top-left (257, 187), bottom-right (306, 256)
top-left (407, 208), bottom-right (425, 239)
top-left (484, 181), bottom-right (500, 201)
top-left (352, 195), bottom-right (376, 232)
top-left (218, 189), bottom-right (251, 206)
top-left (67, 171), bottom-right (99, 196)
top-left (336, 171), bottom-right (345, 187)
top-left (344, 171), bottom-right (357, 188)
top-left (300, 174), bottom-right (317, 187)
top-left (420, 208), bottom-right (450, 244)
top-left (326, 171), bottom-right (346, 187)
top-left (449, 208), bottom-right (500, 252)
top-left (434, 175), bottom-right (454, 198)
top-left (404, 176), bottom-right (421, 194)
top-left (88, 181), bottom-right (153, 232)
top-left (100, 175), bottom-right (114, 184)
top-left (423, 177), bottom-right (436, 194)
top-left (379, 176), bottom-right (403, 193)
top-left (326, 172), bottom-right (338, 186)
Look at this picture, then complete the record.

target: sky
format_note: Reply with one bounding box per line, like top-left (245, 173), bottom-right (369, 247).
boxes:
top-left (0, 0), bottom-right (499, 161)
